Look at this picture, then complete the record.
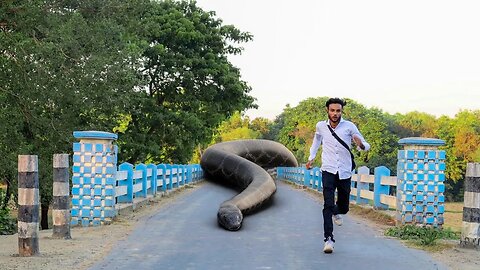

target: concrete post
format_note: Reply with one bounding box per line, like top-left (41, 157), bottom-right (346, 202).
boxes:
top-left (147, 164), bottom-right (157, 195)
top-left (117, 162), bottom-right (133, 203)
top-left (303, 168), bottom-right (310, 187)
top-left (157, 164), bottom-right (167, 192)
top-left (313, 168), bottom-right (322, 191)
top-left (166, 164), bottom-right (173, 190)
top-left (17, 155), bottom-right (40, 256)
top-left (71, 131), bottom-right (118, 226)
top-left (460, 163), bottom-right (480, 249)
top-left (52, 154), bottom-right (71, 239)
top-left (356, 166), bottom-right (370, 205)
top-left (135, 163), bottom-right (148, 198)
top-left (374, 166), bottom-right (391, 210)
top-left (397, 137), bottom-right (446, 227)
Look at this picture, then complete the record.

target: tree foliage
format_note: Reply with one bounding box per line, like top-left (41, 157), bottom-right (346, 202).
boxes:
top-left (115, 0), bottom-right (256, 164)
top-left (0, 0), bottom-right (255, 228)
top-left (1, 0), bottom-right (146, 228)
top-left (394, 111), bottom-right (439, 138)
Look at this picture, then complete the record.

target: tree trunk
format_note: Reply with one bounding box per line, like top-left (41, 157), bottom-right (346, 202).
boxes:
top-left (41, 203), bottom-right (49, 230)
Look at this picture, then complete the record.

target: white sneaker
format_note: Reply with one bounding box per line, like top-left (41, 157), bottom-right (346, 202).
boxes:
top-left (333, 214), bottom-right (343, 226)
top-left (323, 237), bottom-right (335, 254)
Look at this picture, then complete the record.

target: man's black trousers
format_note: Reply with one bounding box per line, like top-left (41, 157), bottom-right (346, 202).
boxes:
top-left (322, 171), bottom-right (351, 240)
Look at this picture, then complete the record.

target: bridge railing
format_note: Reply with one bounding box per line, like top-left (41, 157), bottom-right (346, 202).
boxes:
top-left (277, 165), bottom-right (397, 209)
top-left (71, 131), bottom-right (204, 227)
top-left (115, 163), bottom-right (203, 203)
top-left (279, 138), bottom-right (448, 228)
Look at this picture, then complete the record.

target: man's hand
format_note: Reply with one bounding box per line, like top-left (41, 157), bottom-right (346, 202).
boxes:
top-left (353, 135), bottom-right (365, 150)
top-left (306, 160), bottom-right (314, 170)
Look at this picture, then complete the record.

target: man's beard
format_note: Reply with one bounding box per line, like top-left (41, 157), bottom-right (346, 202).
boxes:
top-left (328, 115), bottom-right (341, 124)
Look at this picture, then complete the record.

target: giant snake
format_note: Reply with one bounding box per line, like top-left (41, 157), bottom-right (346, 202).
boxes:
top-left (200, 139), bottom-right (298, 231)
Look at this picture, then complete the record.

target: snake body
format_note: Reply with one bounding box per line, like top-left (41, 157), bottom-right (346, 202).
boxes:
top-left (200, 139), bottom-right (298, 231)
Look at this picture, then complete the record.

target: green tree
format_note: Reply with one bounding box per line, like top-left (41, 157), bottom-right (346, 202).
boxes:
top-left (395, 111), bottom-right (438, 138)
top-left (437, 110), bottom-right (480, 201)
top-left (250, 117), bottom-right (272, 138)
top-left (277, 98), bottom-right (328, 163)
top-left (1, 0), bottom-right (255, 229)
top-left (266, 112), bottom-right (285, 141)
top-left (190, 111), bottom-right (261, 163)
top-left (213, 112), bottom-right (262, 142)
top-left (116, 0), bottom-right (256, 165)
top-left (0, 0), bottom-right (143, 228)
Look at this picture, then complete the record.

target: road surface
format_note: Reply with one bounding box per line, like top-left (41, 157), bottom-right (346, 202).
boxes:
top-left (90, 180), bottom-right (446, 270)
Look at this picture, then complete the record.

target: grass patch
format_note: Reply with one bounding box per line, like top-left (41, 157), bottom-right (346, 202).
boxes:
top-left (385, 225), bottom-right (460, 247)
top-left (405, 240), bottom-right (457, 252)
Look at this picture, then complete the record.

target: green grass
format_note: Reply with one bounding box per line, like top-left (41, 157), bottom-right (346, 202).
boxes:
top-left (385, 225), bottom-right (460, 247)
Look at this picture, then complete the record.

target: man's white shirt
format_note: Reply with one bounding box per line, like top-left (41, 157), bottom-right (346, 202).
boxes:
top-left (308, 118), bottom-right (370, 179)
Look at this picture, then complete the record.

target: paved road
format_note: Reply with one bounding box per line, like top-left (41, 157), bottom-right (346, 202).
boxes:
top-left (90, 181), bottom-right (447, 270)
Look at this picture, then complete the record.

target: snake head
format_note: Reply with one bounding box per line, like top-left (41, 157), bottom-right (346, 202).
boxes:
top-left (217, 205), bottom-right (243, 231)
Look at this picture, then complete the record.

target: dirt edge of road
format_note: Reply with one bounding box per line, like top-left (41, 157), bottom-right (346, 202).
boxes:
top-left (0, 183), bottom-right (201, 270)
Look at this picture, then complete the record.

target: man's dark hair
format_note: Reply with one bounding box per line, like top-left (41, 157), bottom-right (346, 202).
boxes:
top-left (325, 97), bottom-right (346, 108)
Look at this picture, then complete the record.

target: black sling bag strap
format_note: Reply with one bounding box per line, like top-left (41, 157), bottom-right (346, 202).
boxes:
top-left (327, 125), bottom-right (356, 171)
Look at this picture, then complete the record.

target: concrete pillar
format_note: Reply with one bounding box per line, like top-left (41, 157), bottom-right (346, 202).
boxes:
top-left (52, 154), bottom-right (71, 239)
top-left (71, 131), bottom-right (118, 226)
top-left (397, 137), bottom-right (446, 227)
top-left (460, 163), bottom-right (480, 249)
top-left (17, 155), bottom-right (40, 256)
top-left (374, 166), bottom-right (391, 210)
top-left (356, 166), bottom-right (370, 205)
top-left (303, 168), bottom-right (310, 187)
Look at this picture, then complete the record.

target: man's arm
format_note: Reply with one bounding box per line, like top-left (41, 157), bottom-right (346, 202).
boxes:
top-left (351, 124), bottom-right (370, 151)
top-left (306, 123), bottom-right (322, 169)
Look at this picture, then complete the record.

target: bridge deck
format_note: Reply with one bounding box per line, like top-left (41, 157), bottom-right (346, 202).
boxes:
top-left (90, 181), bottom-right (446, 270)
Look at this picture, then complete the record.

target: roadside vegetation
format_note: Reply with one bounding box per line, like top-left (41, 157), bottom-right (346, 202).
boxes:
top-left (385, 225), bottom-right (460, 252)
top-left (0, 189), bottom-right (16, 235)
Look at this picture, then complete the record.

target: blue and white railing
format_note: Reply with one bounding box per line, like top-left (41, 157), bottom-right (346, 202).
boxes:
top-left (115, 163), bottom-right (203, 203)
top-left (71, 131), bottom-right (204, 227)
top-left (278, 137), bottom-right (447, 228)
top-left (277, 166), bottom-right (397, 209)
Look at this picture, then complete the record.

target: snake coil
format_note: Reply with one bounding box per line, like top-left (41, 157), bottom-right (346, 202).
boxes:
top-left (200, 139), bottom-right (298, 231)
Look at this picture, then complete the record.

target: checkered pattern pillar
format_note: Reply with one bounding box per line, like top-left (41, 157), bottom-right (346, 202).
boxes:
top-left (396, 137), bottom-right (446, 227)
top-left (461, 163), bottom-right (480, 249)
top-left (71, 131), bottom-right (118, 227)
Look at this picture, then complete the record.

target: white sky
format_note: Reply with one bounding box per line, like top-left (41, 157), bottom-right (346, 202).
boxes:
top-left (195, 0), bottom-right (480, 120)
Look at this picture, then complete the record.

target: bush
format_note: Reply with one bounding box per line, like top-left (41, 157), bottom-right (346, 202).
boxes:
top-left (385, 225), bottom-right (460, 246)
top-left (0, 189), bottom-right (16, 235)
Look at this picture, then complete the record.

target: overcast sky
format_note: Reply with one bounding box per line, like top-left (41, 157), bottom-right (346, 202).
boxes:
top-left (195, 0), bottom-right (480, 120)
